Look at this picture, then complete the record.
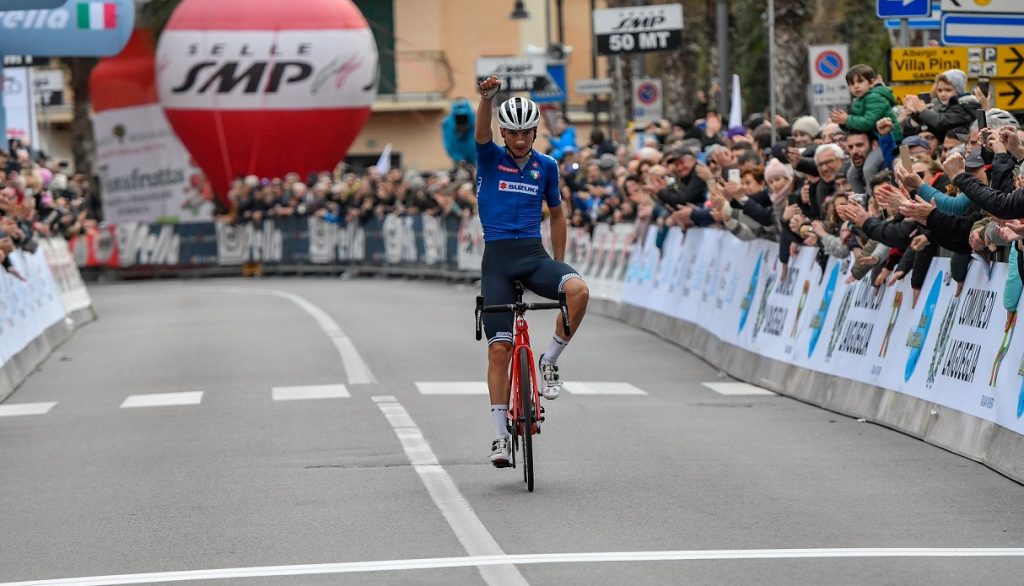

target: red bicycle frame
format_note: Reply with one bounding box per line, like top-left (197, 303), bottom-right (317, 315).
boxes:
top-left (508, 311), bottom-right (541, 436)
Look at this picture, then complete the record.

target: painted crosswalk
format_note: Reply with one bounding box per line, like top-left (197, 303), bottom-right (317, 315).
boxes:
top-left (120, 391), bottom-right (204, 408)
top-left (0, 402), bottom-right (57, 417)
top-left (272, 384), bottom-right (350, 401)
top-left (702, 382), bottom-right (777, 396)
top-left (415, 382), bottom-right (648, 396)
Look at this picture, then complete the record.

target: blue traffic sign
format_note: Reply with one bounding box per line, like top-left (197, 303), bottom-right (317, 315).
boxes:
top-left (876, 0), bottom-right (931, 19)
top-left (942, 14), bottom-right (1024, 46)
top-left (884, 1), bottom-right (941, 29)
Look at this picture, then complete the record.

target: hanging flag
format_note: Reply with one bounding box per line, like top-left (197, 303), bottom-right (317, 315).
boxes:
top-left (375, 143), bottom-right (393, 175)
top-left (78, 2), bottom-right (118, 30)
top-left (729, 73), bottom-right (743, 128)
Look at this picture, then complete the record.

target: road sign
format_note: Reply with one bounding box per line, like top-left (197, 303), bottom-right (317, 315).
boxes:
top-left (632, 78), bottom-right (662, 124)
top-left (531, 64), bottom-right (566, 104)
top-left (998, 46), bottom-right (1024, 78)
top-left (808, 44), bottom-right (850, 106)
top-left (884, 1), bottom-right (941, 29)
top-left (993, 79), bottom-right (1024, 111)
top-left (890, 47), bottom-right (969, 82)
top-left (475, 56), bottom-right (548, 92)
top-left (575, 78), bottom-right (613, 95)
top-left (941, 0), bottom-right (1024, 14)
top-left (877, 0), bottom-right (930, 18)
top-left (593, 4), bottom-right (683, 56)
top-left (942, 14), bottom-right (1024, 45)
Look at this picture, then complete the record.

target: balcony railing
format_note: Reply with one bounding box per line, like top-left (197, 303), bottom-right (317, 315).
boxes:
top-left (376, 50), bottom-right (454, 102)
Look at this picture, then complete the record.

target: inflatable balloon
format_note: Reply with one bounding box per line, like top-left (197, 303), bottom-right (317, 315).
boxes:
top-left (156, 0), bottom-right (378, 199)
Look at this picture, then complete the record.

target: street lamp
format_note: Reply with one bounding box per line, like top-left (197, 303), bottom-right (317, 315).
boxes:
top-left (510, 0), bottom-right (529, 20)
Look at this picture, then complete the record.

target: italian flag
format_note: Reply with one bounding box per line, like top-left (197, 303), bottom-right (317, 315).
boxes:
top-left (77, 2), bottom-right (117, 30)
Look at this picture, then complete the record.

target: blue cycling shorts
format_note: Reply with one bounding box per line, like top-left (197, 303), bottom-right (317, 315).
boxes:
top-left (481, 238), bottom-right (584, 346)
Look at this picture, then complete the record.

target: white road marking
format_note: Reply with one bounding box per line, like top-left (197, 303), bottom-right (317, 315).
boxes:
top-left (120, 392), bottom-right (204, 408)
top-left (271, 385), bottom-right (350, 401)
top-left (702, 382), bottom-right (777, 396)
top-left (213, 287), bottom-right (376, 385)
top-left (416, 382), bottom-right (488, 395)
top-left (372, 395), bottom-right (528, 586)
top-left (6, 548), bottom-right (1024, 585)
top-left (0, 402), bottom-right (57, 417)
top-left (563, 382), bottom-right (647, 395)
top-left (415, 382), bottom-right (648, 396)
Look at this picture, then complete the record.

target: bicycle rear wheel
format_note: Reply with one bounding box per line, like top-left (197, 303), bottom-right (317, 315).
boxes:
top-left (519, 346), bottom-right (534, 492)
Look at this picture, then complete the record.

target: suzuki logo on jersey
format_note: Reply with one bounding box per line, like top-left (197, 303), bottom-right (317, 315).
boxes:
top-left (497, 164), bottom-right (518, 173)
top-left (498, 181), bottom-right (539, 195)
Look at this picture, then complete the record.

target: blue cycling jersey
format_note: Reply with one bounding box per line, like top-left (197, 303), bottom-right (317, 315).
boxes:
top-left (475, 141), bottom-right (562, 242)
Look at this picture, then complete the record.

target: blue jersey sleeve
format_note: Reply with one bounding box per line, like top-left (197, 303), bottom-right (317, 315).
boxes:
top-left (476, 141), bottom-right (501, 166)
top-left (544, 158), bottom-right (562, 208)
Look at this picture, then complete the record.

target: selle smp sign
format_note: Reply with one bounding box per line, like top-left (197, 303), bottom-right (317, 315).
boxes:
top-left (592, 4), bottom-right (683, 56)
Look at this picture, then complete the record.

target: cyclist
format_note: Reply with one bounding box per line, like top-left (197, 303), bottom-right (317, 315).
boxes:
top-left (475, 75), bottom-right (590, 467)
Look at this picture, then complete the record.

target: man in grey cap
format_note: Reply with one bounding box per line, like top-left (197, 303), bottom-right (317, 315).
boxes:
top-left (657, 148), bottom-right (707, 208)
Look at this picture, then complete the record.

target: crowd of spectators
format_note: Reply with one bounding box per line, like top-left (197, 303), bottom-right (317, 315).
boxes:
top-left (1, 140), bottom-right (99, 279)
top-left (544, 65), bottom-right (1024, 316)
top-left (6, 61), bottom-right (1024, 313)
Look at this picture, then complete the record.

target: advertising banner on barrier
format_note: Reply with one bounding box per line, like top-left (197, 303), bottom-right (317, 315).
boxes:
top-left (95, 104), bottom-right (212, 224)
top-left (0, 245), bottom-right (66, 366)
top-left (70, 215), bottom-right (466, 271)
top-left (611, 229), bottom-right (1024, 437)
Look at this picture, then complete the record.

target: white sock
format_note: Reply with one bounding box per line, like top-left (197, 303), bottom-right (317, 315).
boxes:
top-left (542, 335), bottom-right (570, 365)
top-left (491, 405), bottom-right (509, 438)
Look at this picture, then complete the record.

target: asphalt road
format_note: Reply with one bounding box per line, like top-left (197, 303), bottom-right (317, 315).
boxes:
top-left (1, 277), bottom-right (1023, 585)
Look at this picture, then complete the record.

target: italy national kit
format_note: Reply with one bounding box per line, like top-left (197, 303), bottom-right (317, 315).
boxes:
top-left (475, 140), bottom-right (583, 345)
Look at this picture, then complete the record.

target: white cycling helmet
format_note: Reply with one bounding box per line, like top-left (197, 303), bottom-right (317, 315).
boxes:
top-left (497, 97), bottom-right (540, 131)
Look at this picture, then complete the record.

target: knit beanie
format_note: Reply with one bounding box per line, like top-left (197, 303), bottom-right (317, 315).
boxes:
top-left (940, 69), bottom-right (968, 96)
top-left (791, 116), bottom-right (821, 138)
top-left (764, 158), bottom-right (794, 181)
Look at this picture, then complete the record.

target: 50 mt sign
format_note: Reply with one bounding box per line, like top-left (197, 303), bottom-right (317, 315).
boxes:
top-left (603, 30), bottom-right (676, 53)
top-left (593, 4), bottom-right (683, 56)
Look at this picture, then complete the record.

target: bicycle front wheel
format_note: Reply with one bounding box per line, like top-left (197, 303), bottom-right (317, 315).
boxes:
top-left (519, 346), bottom-right (534, 492)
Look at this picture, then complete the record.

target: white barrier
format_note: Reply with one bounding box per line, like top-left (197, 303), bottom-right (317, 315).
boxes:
top-left (581, 227), bottom-right (1024, 481)
top-left (0, 238), bottom-right (95, 402)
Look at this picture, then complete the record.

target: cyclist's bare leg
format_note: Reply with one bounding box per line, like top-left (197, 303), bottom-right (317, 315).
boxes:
top-left (554, 277), bottom-right (589, 340)
top-left (487, 342), bottom-right (513, 406)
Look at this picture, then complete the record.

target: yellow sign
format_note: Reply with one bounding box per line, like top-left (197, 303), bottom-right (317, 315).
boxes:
top-left (890, 47), bottom-right (969, 82)
top-left (993, 79), bottom-right (1024, 112)
top-left (997, 46), bottom-right (1024, 79)
top-left (891, 84), bottom-right (934, 103)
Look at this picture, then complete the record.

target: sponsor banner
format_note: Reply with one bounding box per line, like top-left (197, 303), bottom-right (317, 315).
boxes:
top-left (95, 104), bottom-right (212, 224)
top-left (606, 232), bottom-right (1024, 436)
top-left (0, 243), bottom-right (69, 367)
top-left (42, 237), bottom-right (91, 313)
top-left (0, 0), bottom-right (133, 57)
top-left (156, 30), bottom-right (378, 110)
top-left (3, 65), bottom-right (37, 144)
top-left (69, 215), bottom-right (466, 270)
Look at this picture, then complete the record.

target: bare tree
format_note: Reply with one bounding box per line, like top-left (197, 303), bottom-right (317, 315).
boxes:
top-left (66, 58), bottom-right (97, 175)
top-left (773, 0), bottom-right (814, 119)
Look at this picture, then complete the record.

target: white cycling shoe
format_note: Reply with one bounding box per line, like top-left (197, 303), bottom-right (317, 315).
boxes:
top-left (539, 354), bottom-right (562, 400)
top-left (489, 436), bottom-right (511, 468)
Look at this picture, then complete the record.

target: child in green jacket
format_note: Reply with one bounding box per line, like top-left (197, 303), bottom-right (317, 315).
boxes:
top-left (829, 64), bottom-right (901, 190)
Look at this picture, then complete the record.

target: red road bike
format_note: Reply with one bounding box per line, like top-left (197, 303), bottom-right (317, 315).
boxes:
top-left (476, 281), bottom-right (571, 492)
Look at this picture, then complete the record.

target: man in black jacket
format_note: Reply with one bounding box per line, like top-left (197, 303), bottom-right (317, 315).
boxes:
top-left (656, 148), bottom-right (707, 208)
